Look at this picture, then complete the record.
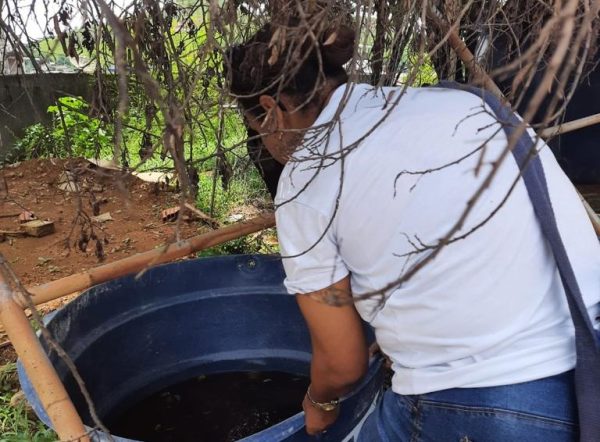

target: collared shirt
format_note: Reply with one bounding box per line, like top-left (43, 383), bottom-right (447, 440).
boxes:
top-left (275, 83), bottom-right (600, 394)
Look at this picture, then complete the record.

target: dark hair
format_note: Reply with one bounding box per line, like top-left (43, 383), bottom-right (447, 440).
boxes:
top-left (225, 18), bottom-right (355, 118)
top-left (246, 126), bottom-right (283, 198)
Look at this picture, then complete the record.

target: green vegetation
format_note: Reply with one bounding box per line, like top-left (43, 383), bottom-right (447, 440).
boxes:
top-left (10, 96), bottom-right (112, 160)
top-left (10, 92), bottom-right (268, 217)
top-left (46, 97), bottom-right (113, 158)
top-left (0, 364), bottom-right (57, 442)
top-left (198, 231), bottom-right (275, 256)
top-left (407, 54), bottom-right (439, 86)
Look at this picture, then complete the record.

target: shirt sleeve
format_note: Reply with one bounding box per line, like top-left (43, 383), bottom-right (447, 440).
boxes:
top-left (275, 201), bottom-right (349, 294)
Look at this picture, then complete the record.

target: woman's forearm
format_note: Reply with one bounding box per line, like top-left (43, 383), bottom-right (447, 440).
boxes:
top-left (308, 347), bottom-right (368, 401)
top-left (295, 277), bottom-right (369, 403)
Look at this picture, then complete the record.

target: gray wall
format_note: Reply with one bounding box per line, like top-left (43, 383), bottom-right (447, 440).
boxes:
top-left (0, 73), bottom-right (93, 161)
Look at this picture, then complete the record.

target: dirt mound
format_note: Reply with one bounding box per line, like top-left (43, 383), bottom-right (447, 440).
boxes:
top-left (0, 158), bottom-right (206, 292)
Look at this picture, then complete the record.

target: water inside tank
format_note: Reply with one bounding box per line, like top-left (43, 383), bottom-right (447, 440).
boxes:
top-left (105, 371), bottom-right (310, 442)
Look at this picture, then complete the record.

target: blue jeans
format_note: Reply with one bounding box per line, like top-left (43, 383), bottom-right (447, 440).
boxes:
top-left (357, 371), bottom-right (577, 441)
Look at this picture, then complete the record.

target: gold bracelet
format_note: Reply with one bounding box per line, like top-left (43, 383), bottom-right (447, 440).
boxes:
top-left (306, 386), bottom-right (340, 412)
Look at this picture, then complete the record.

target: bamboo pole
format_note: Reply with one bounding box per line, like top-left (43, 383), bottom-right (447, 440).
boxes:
top-left (434, 15), bottom-right (600, 235)
top-left (0, 263), bottom-right (89, 441)
top-left (27, 213), bottom-right (275, 306)
top-left (540, 112), bottom-right (600, 138)
top-left (580, 194), bottom-right (600, 237)
top-left (445, 30), bottom-right (504, 99)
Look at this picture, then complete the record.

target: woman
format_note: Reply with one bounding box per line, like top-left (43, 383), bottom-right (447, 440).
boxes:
top-left (225, 16), bottom-right (600, 442)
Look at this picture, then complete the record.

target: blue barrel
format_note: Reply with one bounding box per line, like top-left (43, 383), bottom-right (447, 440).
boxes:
top-left (18, 255), bottom-right (384, 441)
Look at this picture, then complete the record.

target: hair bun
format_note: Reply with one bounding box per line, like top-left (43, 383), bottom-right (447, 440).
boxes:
top-left (320, 25), bottom-right (355, 68)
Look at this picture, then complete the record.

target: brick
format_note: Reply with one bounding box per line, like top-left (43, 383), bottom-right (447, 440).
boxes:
top-left (22, 220), bottom-right (55, 237)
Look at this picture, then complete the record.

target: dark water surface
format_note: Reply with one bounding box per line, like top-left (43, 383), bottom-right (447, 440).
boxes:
top-left (106, 371), bottom-right (310, 442)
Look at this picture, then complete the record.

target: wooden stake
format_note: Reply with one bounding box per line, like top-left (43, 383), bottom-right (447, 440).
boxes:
top-left (0, 261), bottom-right (89, 442)
top-left (540, 112), bottom-right (600, 138)
top-left (427, 5), bottom-right (503, 98)
top-left (183, 203), bottom-right (220, 228)
top-left (27, 213), bottom-right (275, 306)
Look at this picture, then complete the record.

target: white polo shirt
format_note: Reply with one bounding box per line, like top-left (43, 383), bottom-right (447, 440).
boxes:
top-left (275, 83), bottom-right (600, 395)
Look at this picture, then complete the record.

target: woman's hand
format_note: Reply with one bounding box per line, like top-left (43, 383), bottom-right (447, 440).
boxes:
top-left (302, 393), bottom-right (340, 435)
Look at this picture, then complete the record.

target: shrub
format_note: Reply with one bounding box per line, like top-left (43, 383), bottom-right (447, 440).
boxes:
top-left (11, 96), bottom-right (113, 161)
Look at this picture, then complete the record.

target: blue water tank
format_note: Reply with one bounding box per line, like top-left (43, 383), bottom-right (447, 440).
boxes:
top-left (18, 255), bottom-right (384, 441)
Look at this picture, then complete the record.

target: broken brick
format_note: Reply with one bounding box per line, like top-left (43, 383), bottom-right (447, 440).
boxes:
top-left (19, 211), bottom-right (37, 223)
top-left (161, 206), bottom-right (180, 222)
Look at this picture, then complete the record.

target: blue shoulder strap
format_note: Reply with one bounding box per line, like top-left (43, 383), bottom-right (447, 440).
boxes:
top-left (438, 80), bottom-right (600, 441)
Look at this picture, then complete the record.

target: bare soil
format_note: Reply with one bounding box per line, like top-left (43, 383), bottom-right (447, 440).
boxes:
top-left (0, 158), bottom-right (214, 363)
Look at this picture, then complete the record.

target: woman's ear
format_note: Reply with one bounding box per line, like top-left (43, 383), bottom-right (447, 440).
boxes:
top-left (259, 95), bottom-right (285, 130)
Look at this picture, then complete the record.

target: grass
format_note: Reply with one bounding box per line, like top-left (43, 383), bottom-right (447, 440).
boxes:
top-left (196, 164), bottom-right (280, 256)
top-left (0, 363), bottom-right (57, 442)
